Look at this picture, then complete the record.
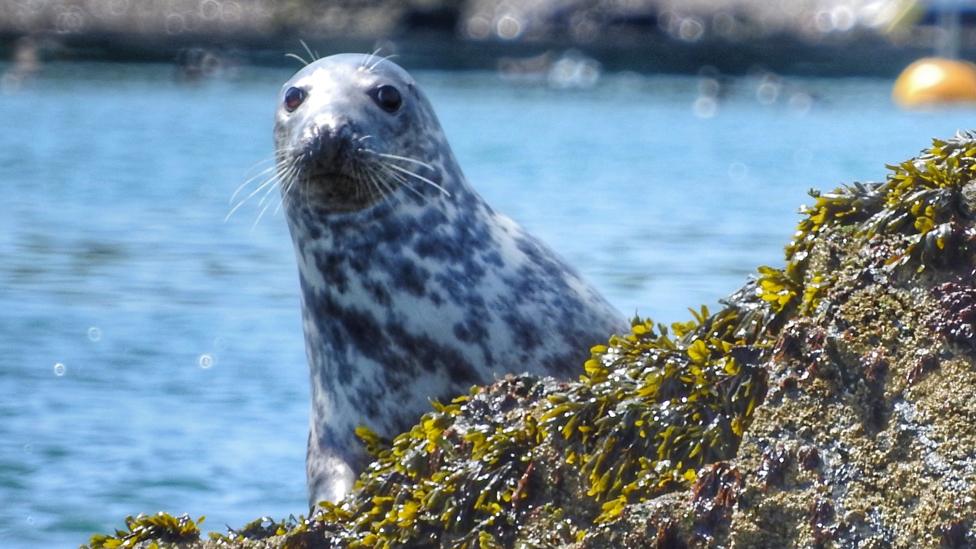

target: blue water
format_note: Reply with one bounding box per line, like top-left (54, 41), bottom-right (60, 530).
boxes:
top-left (0, 60), bottom-right (969, 547)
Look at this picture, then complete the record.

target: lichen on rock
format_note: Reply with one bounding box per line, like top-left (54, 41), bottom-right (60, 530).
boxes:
top-left (88, 133), bottom-right (976, 548)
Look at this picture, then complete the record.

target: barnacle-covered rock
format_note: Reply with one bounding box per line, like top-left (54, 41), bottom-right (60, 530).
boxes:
top-left (88, 133), bottom-right (976, 548)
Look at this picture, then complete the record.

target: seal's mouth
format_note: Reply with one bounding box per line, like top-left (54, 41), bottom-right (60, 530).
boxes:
top-left (293, 163), bottom-right (384, 213)
top-left (274, 142), bottom-right (451, 215)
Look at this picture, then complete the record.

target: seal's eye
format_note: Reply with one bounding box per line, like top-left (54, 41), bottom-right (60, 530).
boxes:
top-left (284, 87), bottom-right (306, 112)
top-left (370, 85), bottom-right (402, 113)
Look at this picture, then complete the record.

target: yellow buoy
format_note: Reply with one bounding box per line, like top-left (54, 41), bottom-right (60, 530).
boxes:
top-left (893, 57), bottom-right (976, 108)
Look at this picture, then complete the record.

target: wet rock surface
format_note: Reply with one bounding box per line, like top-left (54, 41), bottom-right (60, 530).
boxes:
top-left (88, 134), bottom-right (976, 547)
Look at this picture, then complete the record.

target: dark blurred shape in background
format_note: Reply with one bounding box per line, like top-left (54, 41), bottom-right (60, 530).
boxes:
top-left (0, 34), bottom-right (40, 92)
top-left (0, 0), bottom-right (973, 76)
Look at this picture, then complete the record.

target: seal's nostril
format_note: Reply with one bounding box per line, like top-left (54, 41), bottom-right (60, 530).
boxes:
top-left (305, 124), bottom-right (354, 168)
top-left (311, 134), bottom-right (335, 162)
top-left (329, 123), bottom-right (354, 143)
top-left (322, 124), bottom-right (353, 147)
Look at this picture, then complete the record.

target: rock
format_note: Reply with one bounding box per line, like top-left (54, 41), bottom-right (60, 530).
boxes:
top-left (87, 133), bottom-right (976, 548)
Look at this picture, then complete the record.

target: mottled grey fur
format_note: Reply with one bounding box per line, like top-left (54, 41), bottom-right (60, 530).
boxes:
top-left (273, 54), bottom-right (628, 505)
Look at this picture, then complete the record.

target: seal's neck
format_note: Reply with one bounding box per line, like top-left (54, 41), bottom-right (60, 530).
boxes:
top-left (286, 153), bottom-right (500, 442)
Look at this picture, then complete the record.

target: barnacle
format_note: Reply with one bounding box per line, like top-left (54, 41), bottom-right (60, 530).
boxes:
top-left (928, 274), bottom-right (976, 352)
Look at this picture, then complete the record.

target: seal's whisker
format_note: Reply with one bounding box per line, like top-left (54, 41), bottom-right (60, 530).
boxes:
top-left (257, 163), bottom-right (293, 207)
top-left (300, 40), bottom-right (318, 64)
top-left (270, 164), bottom-right (296, 209)
top-left (273, 182), bottom-right (294, 214)
top-left (369, 53), bottom-right (398, 72)
top-left (362, 179), bottom-right (372, 202)
top-left (371, 151), bottom-right (435, 171)
top-left (351, 166), bottom-right (364, 201)
top-left (367, 168), bottom-right (388, 196)
top-left (352, 174), bottom-right (364, 202)
top-left (253, 197), bottom-right (273, 228)
top-left (261, 163), bottom-right (299, 221)
top-left (285, 52), bottom-right (309, 66)
top-left (272, 194), bottom-right (287, 216)
top-left (380, 165), bottom-right (426, 200)
top-left (275, 173), bottom-right (296, 214)
top-left (356, 166), bottom-right (378, 204)
top-left (253, 190), bottom-right (280, 229)
top-left (276, 168), bottom-right (301, 214)
top-left (362, 47), bottom-right (383, 70)
top-left (230, 172), bottom-right (278, 208)
top-left (275, 178), bottom-right (294, 214)
top-left (361, 168), bottom-right (378, 203)
top-left (257, 176), bottom-right (281, 206)
top-left (385, 163), bottom-right (452, 197)
top-left (244, 155), bottom-right (279, 170)
top-left (303, 173), bottom-right (313, 212)
top-left (231, 175), bottom-right (276, 209)
top-left (226, 172), bottom-right (283, 221)
top-left (356, 135), bottom-right (374, 143)
top-left (233, 148), bottom-right (298, 203)
top-left (278, 165), bottom-right (299, 208)
top-left (373, 166), bottom-right (397, 196)
top-left (361, 163), bottom-right (384, 191)
top-left (231, 164), bottom-right (279, 203)
top-left (282, 161), bottom-right (301, 192)
top-left (365, 164), bottom-right (398, 205)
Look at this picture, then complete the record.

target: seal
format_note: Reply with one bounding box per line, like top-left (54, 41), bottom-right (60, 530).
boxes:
top-left (272, 53), bottom-right (628, 505)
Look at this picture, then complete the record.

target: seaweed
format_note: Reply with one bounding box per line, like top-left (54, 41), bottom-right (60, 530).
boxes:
top-left (547, 302), bottom-right (769, 525)
top-left (86, 513), bottom-right (204, 548)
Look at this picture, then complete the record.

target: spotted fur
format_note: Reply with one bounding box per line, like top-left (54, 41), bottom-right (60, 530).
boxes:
top-left (273, 54), bottom-right (628, 505)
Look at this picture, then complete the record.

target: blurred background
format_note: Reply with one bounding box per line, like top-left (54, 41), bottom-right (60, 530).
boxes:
top-left (0, 0), bottom-right (974, 546)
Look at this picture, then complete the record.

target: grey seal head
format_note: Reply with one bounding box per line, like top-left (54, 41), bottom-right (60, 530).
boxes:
top-left (273, 53), bottom-right (628, 505)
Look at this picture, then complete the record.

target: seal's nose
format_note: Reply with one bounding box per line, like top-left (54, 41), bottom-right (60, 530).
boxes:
top-left (305, 118), bottom-right (353, 169)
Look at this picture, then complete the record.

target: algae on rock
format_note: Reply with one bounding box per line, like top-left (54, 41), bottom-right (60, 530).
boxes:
top-left (87, 133), bottom-right (976, 548)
